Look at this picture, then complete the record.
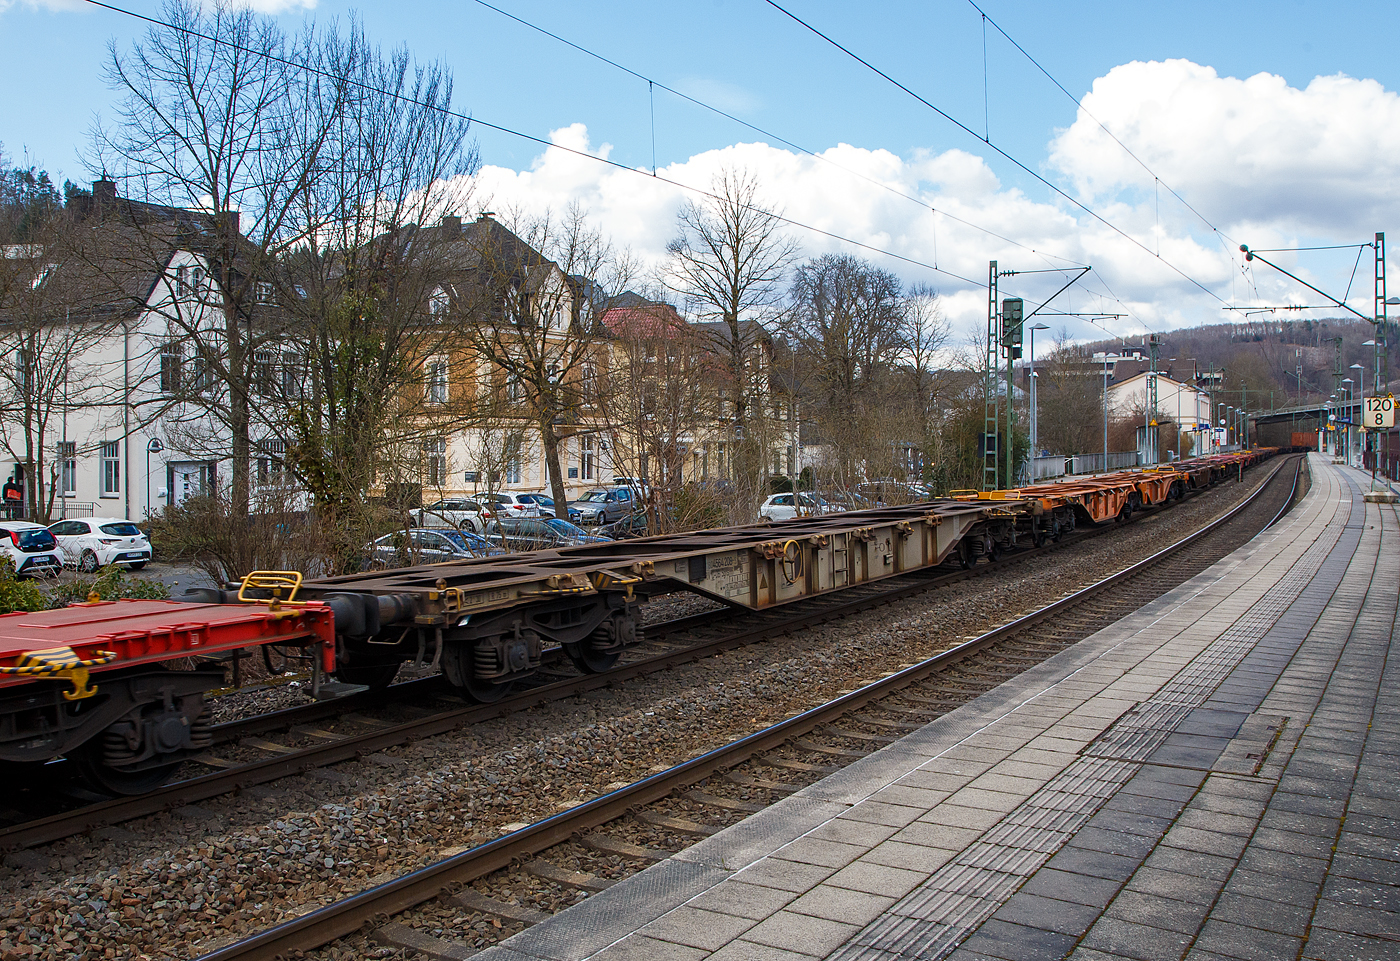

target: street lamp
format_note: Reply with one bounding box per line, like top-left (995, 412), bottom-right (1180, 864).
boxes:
top-left (1342, 377), bottom-right (1355, 465)
top-left (145, 438), bottom-right (164, 520)
top-left (1027, 323), bottom-right (1050, 457)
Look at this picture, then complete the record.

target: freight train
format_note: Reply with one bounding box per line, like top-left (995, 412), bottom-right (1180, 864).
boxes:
top-left (0, 449), bottom-right (1281, 792)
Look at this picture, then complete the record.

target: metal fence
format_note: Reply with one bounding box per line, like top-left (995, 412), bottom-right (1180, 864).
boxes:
top-left (1030, 456), bottom-right (1067, 480)
top-left (1066, 451), bottom-right (1140, 475)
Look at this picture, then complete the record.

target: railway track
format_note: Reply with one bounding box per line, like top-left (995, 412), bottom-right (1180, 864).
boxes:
top-left (192, 454), bottom-right (1304, 961)
top-left (0, 459), bottom-right (1290, 856)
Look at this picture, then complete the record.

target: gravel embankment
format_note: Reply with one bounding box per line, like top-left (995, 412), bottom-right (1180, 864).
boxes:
top-left (0, 470), bottom-right (1278, 961)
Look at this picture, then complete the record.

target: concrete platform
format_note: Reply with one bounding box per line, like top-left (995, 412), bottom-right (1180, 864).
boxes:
top-left (477, 454), bottom-right (1398, 961)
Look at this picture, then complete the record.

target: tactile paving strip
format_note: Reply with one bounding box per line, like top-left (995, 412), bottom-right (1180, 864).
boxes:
top-left (826, 509), bottom-right (1341, 961)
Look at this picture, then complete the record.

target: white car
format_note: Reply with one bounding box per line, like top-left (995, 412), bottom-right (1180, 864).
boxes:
top-left (412, 498), bottom-right (488, 533)
top-left (47, 517), bottom-right (152, 572)
top-left (0, 521), bottom-right (62, 578)
top-left (758, 492), bottom-right (838, 523)
top-left (483, 492), bottom-right (544, 518)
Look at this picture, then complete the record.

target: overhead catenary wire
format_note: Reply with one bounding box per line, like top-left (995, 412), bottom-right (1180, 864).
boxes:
top-left (762, 0), bottom-right (1232, 320)
top-left (77, 0), bottom-right (988, 290)
top-left (463, 0), bottom-right (1087, 270)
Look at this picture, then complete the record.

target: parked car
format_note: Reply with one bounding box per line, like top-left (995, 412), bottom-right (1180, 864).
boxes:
top-left (485, 517), bottom-right (612, 552)
top-left (46, 517), bottom-right (151, 572)
top-left (598, 510), bottom-right (651, 539)
top-left (516, 493), bottom-right (557, 516)
top-left (0, 521), bottom-right (63, 577)
top-left (481, 491), bottom-right (544, 518)
top-left (412, 498), bottom-right (488, 533)
top-left (821, 490), bottom-right (873, 512)
top-left (758, 492), bottom-right (838, 522)
top-left (567, 487), bottom-right (636, 525)
top-left (855, 481), bottom-right (932, 506)
top-left (365, 527), bottom-right (503, 569)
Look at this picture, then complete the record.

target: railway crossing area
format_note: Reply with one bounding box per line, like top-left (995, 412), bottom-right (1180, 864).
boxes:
top-left (473, 454), bottom-right (1399, 961)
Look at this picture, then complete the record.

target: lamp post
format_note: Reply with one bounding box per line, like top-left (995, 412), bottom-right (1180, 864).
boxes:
top-left (1328, 392), bottom-right (1338, 456)
top-left (1027, 323), bottom-right (1050, 458)
top-left (145, 438), bottom-right (164, 520)
top-left (1350, 363), bottom-right (1366, 467)
top-left (1102, 354), bottom-right (1110, 473)
top-left (1342, 377), bottom-right (1355, 466)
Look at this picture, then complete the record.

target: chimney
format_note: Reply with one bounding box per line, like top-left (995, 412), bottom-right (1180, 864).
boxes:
top-left (215, 210), bottom-right (240, 236)
top-left (441, 214), bottom-right (461, 233)
top-left (93, 178), bottom-right (117, 216)
top-left (476, 211), bottom-right (496, 222)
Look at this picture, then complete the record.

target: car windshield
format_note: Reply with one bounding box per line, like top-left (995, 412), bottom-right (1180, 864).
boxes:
top-left (441, 530), bottom-right (491, 552)
top-left (99, 522), bottom-right (142, 537)
top-left (11, 528), bottom-right (56, 551)
top-left (544, 518), bottom-right (588, 536)
top-left (576, 490), bottom-right (609, 503)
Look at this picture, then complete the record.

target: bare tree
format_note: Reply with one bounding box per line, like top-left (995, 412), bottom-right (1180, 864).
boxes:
top-left (266, 25), bottom-right (479, 568)
top-left (594, 298), bottom-right (716, 531)
top-left (787, 253), bottom-right (907, 484)
top-left (92, 0), bottom-right (345, 517)
top-left (458, 206), bottom-right (632, 518)
top-left (900, 282), bottom-right (951, 481)
top-left (1035, 330), bottom-right (1108, 456)
top-left (665, 168), bottom-right (798, 513)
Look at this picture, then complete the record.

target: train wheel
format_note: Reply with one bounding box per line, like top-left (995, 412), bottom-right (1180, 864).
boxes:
top-left (73, 748), bottom-right (179, 796)
top-left (563, 641), bottom-right (621, 674)
top-left (463, 677), bottom-right (513, 703)
top-left (957, 541), bottom-right (974, 570)
top-left (335, 655), bottom-right (401, 690)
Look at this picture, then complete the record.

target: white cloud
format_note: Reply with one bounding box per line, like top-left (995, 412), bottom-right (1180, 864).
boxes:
top-left (455, 59), bottom-right (1399, 342)
top-left (1049, 59), bottom-right (1400, 239)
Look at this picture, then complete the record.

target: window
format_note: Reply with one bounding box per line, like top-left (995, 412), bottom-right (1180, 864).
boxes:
top-left (580, 436), bottom-right (595, 481)
top-left (160, 342), bottom-right (182, 394)
top-left (101, 441), bottom-right (120, 496)
top-left (505, 374), bottom-right (523, 404)
top-left (504, 438), bottom-right (522, 485)
top-left (257, 439), bottom-right (287, 486)
top-left (254, 281), bottom-right (275, 305)
top-left (581, 364), bottom-right (598, 404)
top-left (253, 350), bottom-right (275, 397)
top-left (426, 356), bottom-right (449, 404)
top-left (429, 287), bottom-right (450, 317)
top-left (424, 437), bottom-right (447, 488)
top-left (189, 352), bottom-right (214, 395)
top-left (58, 441), bottom-right (76, 496)
top-left (280, 354), bottom-right (303, 399)
top-left (14, 350), bottom-right (32, 396)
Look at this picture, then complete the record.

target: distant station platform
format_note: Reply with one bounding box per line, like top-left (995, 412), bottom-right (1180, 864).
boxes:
top-left (479, 454), bottom-right (1398, 961)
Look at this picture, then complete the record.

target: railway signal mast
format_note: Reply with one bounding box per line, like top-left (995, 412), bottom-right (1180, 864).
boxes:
top-left (983, 263), bottom-right (1092, 490)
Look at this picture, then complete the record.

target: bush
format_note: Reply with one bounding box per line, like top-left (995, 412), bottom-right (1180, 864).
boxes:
top-left (41, 566), bottom-right (170, 609)
top-left (0, 558), bottom-right (47, 614)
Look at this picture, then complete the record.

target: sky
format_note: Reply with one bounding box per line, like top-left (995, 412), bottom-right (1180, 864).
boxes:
top-left (3, 0), bottom-right (1399, 347)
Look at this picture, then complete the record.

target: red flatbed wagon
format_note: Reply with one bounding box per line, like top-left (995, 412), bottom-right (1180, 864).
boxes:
top-left (0, 594), bottom-right (334, 793)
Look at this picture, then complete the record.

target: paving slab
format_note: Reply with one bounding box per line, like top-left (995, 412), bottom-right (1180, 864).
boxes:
top-left (475, 457), bottom-right (1398, 961)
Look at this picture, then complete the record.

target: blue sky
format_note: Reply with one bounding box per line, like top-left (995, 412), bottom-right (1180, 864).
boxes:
top-left (4, 0), bottom-right (1399, 342)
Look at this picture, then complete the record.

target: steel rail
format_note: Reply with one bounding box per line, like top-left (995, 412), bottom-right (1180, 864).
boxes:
top-left (194, 454), bottom-right (1301, 961)
top-left (0, 461), bottom-right (1283, 852)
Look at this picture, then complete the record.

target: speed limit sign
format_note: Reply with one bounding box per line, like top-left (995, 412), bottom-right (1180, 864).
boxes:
top-left (1364, 394), bottom-right (1395, 429)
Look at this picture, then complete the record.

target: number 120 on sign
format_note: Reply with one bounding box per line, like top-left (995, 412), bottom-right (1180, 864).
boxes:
top-left (1364, 395), bottom-right (1395, 429)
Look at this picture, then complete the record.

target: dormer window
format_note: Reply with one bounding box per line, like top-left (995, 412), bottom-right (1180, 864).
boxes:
top-left (430, 287), bottom-right (450, 317)
top-left (254, 281), bottom-right (274, 305)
